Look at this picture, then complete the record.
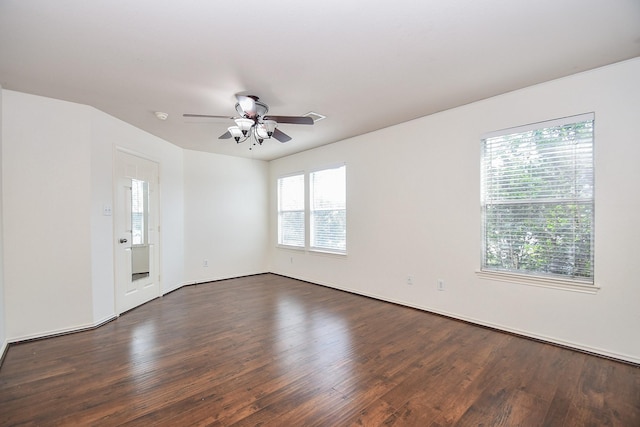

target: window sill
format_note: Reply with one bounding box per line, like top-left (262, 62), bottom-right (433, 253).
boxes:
top-left (309, 248), bottom-right (347, 257)
top-left (476, 270), bottom-right (600, 294)
top-left (276, 244), bottom-right (306, 251)
top-left (276, 245), bottom-right (347, 257)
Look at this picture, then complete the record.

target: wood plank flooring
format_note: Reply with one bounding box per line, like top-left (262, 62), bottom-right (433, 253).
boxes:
top-left (1, 274), bottom-right (639, 426)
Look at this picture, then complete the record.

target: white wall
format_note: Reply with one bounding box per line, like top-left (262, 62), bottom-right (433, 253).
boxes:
top-left (2, 91), bottom-right (94, 339)
top-left (269, 58), bottom-right (640, 364)
top-left (1, 90), bottom-right (186, 340)
top-left (183, 150), bottom-right (268, 283)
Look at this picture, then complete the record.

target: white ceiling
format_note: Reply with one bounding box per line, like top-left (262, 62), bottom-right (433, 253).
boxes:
top-left (1, 1), bottom-right (639, 161)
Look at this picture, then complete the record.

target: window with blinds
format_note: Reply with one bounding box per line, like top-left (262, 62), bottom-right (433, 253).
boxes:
top-left (310, 165), bottom-right (346, 253)
top-left (481, 113), bottom-right (594, 282)
top-left (277, 173), bottom-right (305, 247)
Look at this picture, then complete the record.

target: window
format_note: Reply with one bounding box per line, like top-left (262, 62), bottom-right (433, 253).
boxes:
top-left (310, 165), bottom-right (346, 252)
top-left (481, 113), bottom-right (594, 283)
top-left (277, 173), bottom-right (305, 247)
top-left (277, 165), bottom-right (347, 254)
top-left (131, 179), bottom-right (147, 246)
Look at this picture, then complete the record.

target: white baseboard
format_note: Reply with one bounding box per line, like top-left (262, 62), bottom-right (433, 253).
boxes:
top-left (0, 338), bottom-right (8, 364)
top-left (285, 273), bottom-right (640, 366)
top-left (9, 315), bottom-right (117, 344)
top-left (163, 281), bottom-right (193, 295)
top-left (6, 273), bottom-right (637, 366)
top-left (182, 271), bottom-right (270, 288)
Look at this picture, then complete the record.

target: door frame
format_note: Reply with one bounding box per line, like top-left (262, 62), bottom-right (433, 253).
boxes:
top-left (113, 146), bottom-right (162, 315)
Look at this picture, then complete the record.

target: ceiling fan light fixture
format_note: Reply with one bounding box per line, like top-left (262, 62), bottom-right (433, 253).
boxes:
top-left (228, 126), bottom-right (243, 142)
top-left (234, 118), bottom-right (254, 135)
top-left (261, 120), bottom-right (277, 137)
top-left (256, 124), bottom-right (270, 140)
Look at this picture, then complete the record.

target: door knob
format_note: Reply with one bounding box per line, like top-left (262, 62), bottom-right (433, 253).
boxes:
top-left (119, 238), bottom-right (128, 243)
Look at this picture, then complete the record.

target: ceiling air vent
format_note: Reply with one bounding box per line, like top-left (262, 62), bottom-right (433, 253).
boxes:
top-left (304, 112), bottom-right (326, 123)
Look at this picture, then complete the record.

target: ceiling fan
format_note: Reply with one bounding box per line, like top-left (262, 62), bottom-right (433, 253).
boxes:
top-left (183, 95), bottom-right (314, 146)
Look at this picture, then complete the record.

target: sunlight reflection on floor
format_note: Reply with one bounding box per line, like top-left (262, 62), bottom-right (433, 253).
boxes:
top-left (275, 296), bottom-right (353, 385)
top-left (128, 320), bottom-right (158, 389)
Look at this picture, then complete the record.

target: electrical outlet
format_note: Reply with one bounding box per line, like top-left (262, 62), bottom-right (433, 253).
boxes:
top-left (290, 257), bottom-right (294, 264)
top-left (406, 275), bottom-right (414, 285)
top-left (203, 259), bottom-right (209, 267)
top-left (437, 279), bottom-right (445, 291)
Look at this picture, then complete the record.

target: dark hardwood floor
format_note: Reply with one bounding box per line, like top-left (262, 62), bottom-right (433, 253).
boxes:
top-left (1, 274), bottom-right (638, 426)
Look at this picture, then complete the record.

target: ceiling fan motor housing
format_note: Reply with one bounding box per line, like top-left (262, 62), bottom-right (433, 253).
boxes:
top-left (235, 98), bottom-right (269, 119)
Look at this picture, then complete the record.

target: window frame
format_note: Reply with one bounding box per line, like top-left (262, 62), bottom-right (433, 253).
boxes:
top-left (276, 164), bottom-right (347, 256)
top-left (478, 113), bottom-right (598, 293)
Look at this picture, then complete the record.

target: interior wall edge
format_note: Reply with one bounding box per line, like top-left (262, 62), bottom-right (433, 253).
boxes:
top-left (0, 84), bottom-right (5, 371)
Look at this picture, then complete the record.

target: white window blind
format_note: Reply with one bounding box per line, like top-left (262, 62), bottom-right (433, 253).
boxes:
top-left (481, 113), bottom-right (594, 282)
top-left (277, 174), bottom-right (305, 247)
top-left (310, 165), bottom-right (346, 252)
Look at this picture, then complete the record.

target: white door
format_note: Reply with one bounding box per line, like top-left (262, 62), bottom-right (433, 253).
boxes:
top-left (115, 150), bottom-right (160, 314)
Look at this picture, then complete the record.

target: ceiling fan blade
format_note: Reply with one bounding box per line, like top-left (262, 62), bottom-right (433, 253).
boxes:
top-left (183, 113), bottom-right (235, 119)
top-left (272, 128), bottom-right (292, 143)
top-left (218, 131), bottom-right (232, 139)
top-left (264, 115), bottom-right (314, 125)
